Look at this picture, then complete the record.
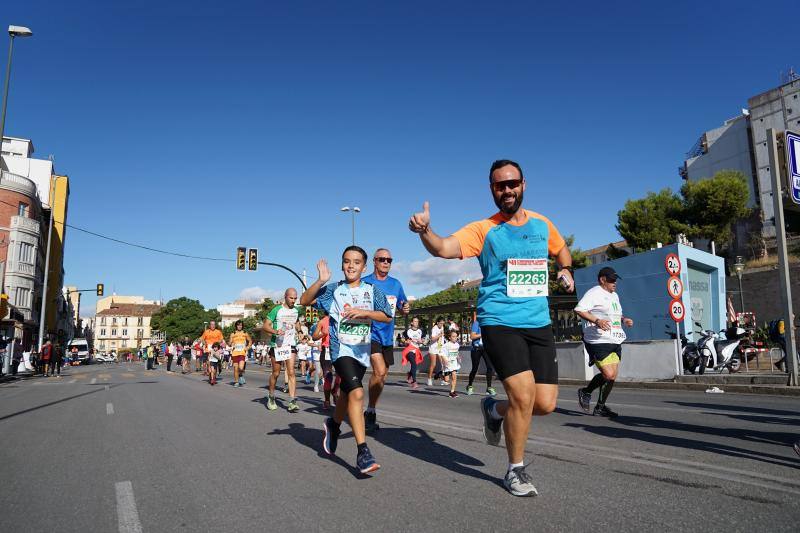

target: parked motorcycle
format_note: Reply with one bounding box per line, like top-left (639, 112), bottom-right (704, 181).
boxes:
top-left (666, 327), bottom-right (700, 374)
top-left (694, 322), bottom-right (746, 374)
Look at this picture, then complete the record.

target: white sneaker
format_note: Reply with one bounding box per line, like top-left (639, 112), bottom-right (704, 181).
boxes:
top-left (440, 380), bottom-right (448, 386)
top-left (427, 378), bottom-right (433, 386)
top-left (504, 466), bottom-right (538, 497)
top-left (313, 385), bottom-right (319, 393)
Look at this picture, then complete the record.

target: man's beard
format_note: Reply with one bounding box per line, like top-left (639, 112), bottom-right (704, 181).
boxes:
top-left (494, 189), bottom-right (524, 215)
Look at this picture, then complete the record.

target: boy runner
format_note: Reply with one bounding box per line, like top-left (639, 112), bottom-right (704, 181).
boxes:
top-left (300, 247), bottom-right (393, 474)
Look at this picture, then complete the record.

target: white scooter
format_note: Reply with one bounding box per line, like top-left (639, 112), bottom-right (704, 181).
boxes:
top-left (695, 323), bottom-right (746, 374)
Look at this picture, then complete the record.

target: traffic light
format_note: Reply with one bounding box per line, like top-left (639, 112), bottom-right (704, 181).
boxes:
top-left (248, 248), bottom-right (258, 271)
top-left (305, 307), bottom-right (312, 323)
top-left (0, 293), bottom-right (7, 318)
top-left (96, 283), bottom-right (104, 297)
top-left (236, 247), bottom-right (246, 271)
top-left (312, 309), bottom-right (318, 323)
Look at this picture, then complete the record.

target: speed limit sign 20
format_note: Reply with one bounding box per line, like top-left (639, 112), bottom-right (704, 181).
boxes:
top-left (669, 299), bottom-right (685, 322)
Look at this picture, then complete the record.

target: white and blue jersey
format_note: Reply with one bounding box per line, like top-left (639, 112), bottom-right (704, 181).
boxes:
top-left (362, 273), bottom-right (407, 347)
top-left (313, 280), bottom-right (393, 367)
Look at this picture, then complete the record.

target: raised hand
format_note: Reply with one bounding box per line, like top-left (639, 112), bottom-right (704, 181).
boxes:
top-left (408, 201), bottom-right (431, 234)
top-left (317, 259), bottom-right (331, 284)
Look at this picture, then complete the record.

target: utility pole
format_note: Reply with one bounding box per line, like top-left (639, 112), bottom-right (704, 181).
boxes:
top-left (766, 128), bottom-right (798, 386)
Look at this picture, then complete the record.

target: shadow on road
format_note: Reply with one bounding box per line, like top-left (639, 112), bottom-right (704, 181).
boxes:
top-left (665, 401), bottom-right (800, 426)
top-left (564, 414), bottom-right (800, 470)
top-left (0, 382), bottom-right (155, 422)
top-left (372, 426), bottom-right (500, 486)
top-left (267, 422), bottom-right (370, 479)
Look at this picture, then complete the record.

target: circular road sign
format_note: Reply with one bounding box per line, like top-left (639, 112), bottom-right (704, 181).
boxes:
top-left (667, 276), bottom-right (683, 299)
top-left (665, 253), bottom-right (681, 276)
top-left (669, 299), bottom-right (686, 322)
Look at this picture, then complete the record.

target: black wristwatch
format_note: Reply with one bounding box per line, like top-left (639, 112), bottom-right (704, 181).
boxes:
top-left (561, 265), bottom-right (574, 273)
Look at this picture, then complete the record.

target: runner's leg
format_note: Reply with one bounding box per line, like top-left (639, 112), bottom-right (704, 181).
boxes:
top-left (269, 358), bottom-right (281, 396)
top-left (287, 355), bottom-right (297, 399)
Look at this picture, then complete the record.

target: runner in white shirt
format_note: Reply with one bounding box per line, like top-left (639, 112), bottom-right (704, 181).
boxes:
top-left (574, 266), bottom-right (634, 418)
top-left (427, 317), bottom-right (445, 386)
top-left (401, 317), bottom-right (424, 389)
top-left (442, 330), bottom-right (462, 398)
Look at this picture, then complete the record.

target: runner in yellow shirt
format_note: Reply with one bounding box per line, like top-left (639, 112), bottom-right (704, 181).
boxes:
top-left (229, 320), bottom-right (253, 388)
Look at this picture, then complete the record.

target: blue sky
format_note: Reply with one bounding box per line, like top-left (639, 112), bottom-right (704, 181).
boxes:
top-left (4, 1), bottom-right (798, 314)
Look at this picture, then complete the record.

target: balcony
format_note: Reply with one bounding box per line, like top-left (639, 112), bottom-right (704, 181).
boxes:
top-left (5, 260), bottom-right (36, 277)
top-left (10, 215), bottom-right (41, 236)
top-left (0, 170), bottom-right (38, 198)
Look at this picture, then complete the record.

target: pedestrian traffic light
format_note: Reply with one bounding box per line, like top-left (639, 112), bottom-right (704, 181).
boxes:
top-left (0, 293), bottom-right (7, 318)
top-left (248, 248), bottom-right (258, 271)
top-left (96, 283), bottom-right (104, 297)
top-left (236, 247), bottom-right (246, 271)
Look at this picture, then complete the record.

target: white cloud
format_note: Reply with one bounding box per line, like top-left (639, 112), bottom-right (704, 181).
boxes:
top-left (393, 257), bottom-right (482, 292)
top-left (238, 286), bottom-right (286, 302)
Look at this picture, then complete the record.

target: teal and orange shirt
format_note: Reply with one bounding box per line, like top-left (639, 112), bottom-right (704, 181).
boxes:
top-left (453, 210), bottom-right (566, 329)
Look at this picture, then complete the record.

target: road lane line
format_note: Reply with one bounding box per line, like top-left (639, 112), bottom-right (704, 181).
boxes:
top-left (69, 379), bottom-right (76, 384)
top-left (91, 378), bottom-right (97, 384)
top-left (377, 408), bottom-right (800, 495)
top-left (106, 403), bottom-right (114, 415)
top-left (115, 481), bottom-right (142, 533)
top-left (105, 385), bottom-right (110, 391)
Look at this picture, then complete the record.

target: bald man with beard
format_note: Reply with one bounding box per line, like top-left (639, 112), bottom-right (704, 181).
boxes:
top-left (263, 288), bottom-right (305, 413)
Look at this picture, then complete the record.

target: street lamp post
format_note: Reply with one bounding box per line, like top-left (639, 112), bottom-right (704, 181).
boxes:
top-left (0, 25), bottom-right (32, 373)
top-left (733, 256), bottom-right (745, 314)
top-left (340, 206), bottom-right (361, 245)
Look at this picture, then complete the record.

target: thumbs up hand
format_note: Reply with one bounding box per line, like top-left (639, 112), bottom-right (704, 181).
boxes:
top-left (408, 201), bottom-right (431, 234)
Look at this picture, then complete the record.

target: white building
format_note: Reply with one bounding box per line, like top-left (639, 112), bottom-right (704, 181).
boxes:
top-left (216, 300), bottom-right (260, 327)
top-left (94, 300), bottom-right (162, 352)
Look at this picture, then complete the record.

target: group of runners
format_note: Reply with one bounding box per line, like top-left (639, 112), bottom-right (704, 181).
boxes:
top-left (163, 158), bottom-right (641, 494)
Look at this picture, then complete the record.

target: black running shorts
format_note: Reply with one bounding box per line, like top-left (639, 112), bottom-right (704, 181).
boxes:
top-left (583, 342), bottom-right (622, 367)
top-left (333, 356), bottom-right (367, 394)
top-left (370, 341), bottom-right (395, 366)
top-left (481, 325), bottom-right (558, 384)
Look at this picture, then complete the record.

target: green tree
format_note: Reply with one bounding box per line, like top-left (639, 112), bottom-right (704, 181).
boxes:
top-left (616, 189), bottom-right (686, 250)
top-left (413, 285), bottom-right (478, 308)
top-left (680, 170), bottom-right (750, 247)
top-left (222, 315), bottom-right (263, 339)
top-left (150, 297), bottom-right (220, 341)
top-left (255, 297), bottom-right (276, 322)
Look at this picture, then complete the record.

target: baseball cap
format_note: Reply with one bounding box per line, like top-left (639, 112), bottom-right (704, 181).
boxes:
top-left (598, 266), bottom-right (620, 282)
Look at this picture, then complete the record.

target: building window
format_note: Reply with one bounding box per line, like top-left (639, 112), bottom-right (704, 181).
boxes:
top-left (101, 317), bottom-right (106, 326)
top-left (137, 328), bottom-right (144, 338)
top-left (122, 329), bottom-right (128, 336)
top-left (99, 342), bottom-right (106, 350)
top-left (101, 329), bottom-right (106, 336)
top-left (123, 317), bottom-right (128, 326)
top-left (13, 287), bottom-right (29, 308)
top-left (16, 242), bottom-right (33, 263)
top-left (111, 329), bottom-right (117, 336)
top-left (18, 203), bottom-right (27, 217)
top-left (112, 317), bottom-right (117, 325)
top-left (137, 317), bottom-right (143, 326)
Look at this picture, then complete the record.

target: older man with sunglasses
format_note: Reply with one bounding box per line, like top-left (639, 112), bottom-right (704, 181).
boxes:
top-left (362, 248), bottom-right (411, 432)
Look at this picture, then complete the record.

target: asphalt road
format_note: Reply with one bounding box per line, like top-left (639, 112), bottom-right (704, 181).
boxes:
top-left (1, 361), bottom-right (799, 532)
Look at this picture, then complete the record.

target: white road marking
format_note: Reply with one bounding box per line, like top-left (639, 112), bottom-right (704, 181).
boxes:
top-left (115, 481), bottom-right (143, 533)
top-left (91, 378), bottom-right (97, 384)
top-left (69, 379), bottom-right (76, 384)
top-left (377, 408), bottom-right (800, 496)
top-left (105, 385), bottom-right (110, 391)
top-left (106, 403), bottom-right (114, 415)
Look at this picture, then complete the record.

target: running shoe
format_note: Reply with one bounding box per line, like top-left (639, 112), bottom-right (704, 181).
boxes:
top-left (356, 446), bottom-right (380, 474)
top-left (449, 391), bottom-right (458, 398)
top-left (282, 384), bottom-right (289, 394)
top-left (486, 387), bottom-right (497, 397)
top-left (593, 405), bottom-right (618, 418)
top-left (266, 396), bottom-right (277, 411)
top-left (234, 382), bottom-right (241, 388)
top-left (313, 385), bottom-right (319, 393)
top-left (481, 397), bottom-right (503, 446)
top-left (406, 373), bottom-right (413, 384)
top-left (322, 417), bottom-right (340, 455)
top-left (240, 376), bottom-right (246, 385)
top-left (577, 388), bottom-right (591, 413)
top-left (503, 466), bottom-right (538, 497)
top-left (439, 380), bottom-right (448, 386)
top-left (427, 378), bottom-right (433, 386)
top-left (410, 382), bottom-right (419, 390)
top-left (287, 400), bottom-right (300, 413)
top-left (466, 385), bottom-right (474, 395)
top-left (364, 411), bottom-right (380, 432)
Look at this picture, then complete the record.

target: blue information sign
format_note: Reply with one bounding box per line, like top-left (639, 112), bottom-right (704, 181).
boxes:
top-left (788, 131), bottom-right (800, 205)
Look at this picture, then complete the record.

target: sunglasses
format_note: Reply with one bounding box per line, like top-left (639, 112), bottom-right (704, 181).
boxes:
top-left (375, 257), bottom-right (393, 263)
top-left (491, 179), bottom-right (523, 192)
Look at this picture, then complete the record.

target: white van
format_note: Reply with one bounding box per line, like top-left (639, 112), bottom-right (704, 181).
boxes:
top-left (67, 338), bottom-right (91, 364)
